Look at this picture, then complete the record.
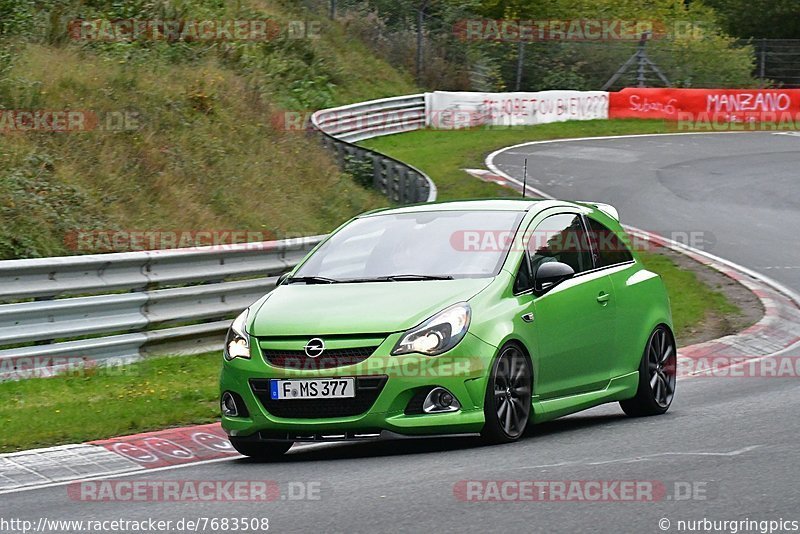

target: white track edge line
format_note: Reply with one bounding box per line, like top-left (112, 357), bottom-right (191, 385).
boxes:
top-left (485, 132), bottom-right (800, 309)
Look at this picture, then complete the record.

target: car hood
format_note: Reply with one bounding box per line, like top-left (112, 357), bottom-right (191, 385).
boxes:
top-left (250, 278), bottom-right (493, 336)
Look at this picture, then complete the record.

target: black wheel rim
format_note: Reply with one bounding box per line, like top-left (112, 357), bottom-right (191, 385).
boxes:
top-left (493, 347), bottom-right (532, 438)
top-left (647, 327), bottom-right (676, 408)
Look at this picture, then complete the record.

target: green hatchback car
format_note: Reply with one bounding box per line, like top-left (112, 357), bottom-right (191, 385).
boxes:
top-left (220, 199), bottom-right (676, 458)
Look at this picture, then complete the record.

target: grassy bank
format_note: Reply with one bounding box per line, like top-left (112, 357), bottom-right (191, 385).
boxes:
top-left (0, 1), bottom-right (417, 259)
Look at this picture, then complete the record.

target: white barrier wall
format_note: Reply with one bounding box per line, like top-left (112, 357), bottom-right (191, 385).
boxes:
top-left (426, 90), bottom-right (609, 129)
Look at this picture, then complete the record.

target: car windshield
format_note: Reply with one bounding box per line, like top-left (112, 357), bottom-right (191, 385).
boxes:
top-left (293, 210), bottom-right (525, 282)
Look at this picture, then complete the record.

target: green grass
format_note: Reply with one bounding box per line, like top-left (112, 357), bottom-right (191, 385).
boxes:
top-left (639, 251), bottom-right (739, 340)
top-left (0, 354), bottom-right (222, 452)
top-left (361, 120), bottom-right (671, 201)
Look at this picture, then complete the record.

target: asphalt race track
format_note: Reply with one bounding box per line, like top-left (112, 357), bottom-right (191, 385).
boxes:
top-left (4, 132), bottom-right (800, 533)
top-left (492, 132), bottom-right (800, 290)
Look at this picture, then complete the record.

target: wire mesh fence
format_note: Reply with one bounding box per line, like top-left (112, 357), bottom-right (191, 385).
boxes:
top-left (745, 39), bottom-right (800, 87)
top-left (297, 0), bottom-right (800, 91)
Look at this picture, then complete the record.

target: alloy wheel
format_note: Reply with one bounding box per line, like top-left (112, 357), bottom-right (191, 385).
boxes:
top-left (647, 327), bottom-right (676, 408)
top-left (492, 346), bottom-right (532, 438)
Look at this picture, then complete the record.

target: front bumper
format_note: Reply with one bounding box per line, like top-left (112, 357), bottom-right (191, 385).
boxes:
top-left (220, 332), bottom-right (496, 439)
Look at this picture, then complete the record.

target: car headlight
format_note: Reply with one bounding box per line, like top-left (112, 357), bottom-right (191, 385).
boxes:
top-left (392, 303), bottom-right (471, 356)
top-left (224, 309), bottom-right (251, 361)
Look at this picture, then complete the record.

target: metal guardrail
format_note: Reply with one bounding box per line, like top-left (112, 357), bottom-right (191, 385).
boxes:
top-left (0, 238), bottom-right (323, 374)
top-left (311, 94), bottom-right (437, 204)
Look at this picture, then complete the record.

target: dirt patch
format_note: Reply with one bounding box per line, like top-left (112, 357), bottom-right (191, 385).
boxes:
top-left (655, 246), bottom-right (764, 347)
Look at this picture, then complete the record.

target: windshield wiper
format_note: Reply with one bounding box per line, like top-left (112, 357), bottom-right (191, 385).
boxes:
top-left (289, 274), bottom-right (455, 284)
top-left (340, 274), bottom-right (455, 283)
top-left (385, 274), bottom-right (454, 281)
top-left (286, 276), bottom-right (340, 284)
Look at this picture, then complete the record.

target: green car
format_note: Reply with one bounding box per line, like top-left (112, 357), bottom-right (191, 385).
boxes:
top-left (220, 199), bottom-right (676, 458)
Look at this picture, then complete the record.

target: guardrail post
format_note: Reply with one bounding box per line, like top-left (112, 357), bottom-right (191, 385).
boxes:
top-left (379, 159), bottom-right (390, 197)
top-left (369, 153), bottom-right (381, 191)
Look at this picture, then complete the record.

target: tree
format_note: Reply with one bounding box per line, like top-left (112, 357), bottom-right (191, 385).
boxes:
top-left (701, 0), bottom-right (800, 39)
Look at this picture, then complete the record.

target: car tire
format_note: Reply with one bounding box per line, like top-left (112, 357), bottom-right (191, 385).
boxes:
top-left (481, 343), bottom-right (532, 444)
top-left (229, 438), bottom-right (293, 460)
top-left (620, 325), bottom-right (676, 417)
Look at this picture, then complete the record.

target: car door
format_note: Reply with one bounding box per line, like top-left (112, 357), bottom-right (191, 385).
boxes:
top-left (525, 212), bottom-right (617, 399)
top-left (585, 215), bottom-right (638, 379)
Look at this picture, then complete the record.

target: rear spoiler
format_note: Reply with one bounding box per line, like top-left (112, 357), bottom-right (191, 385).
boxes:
top-left (577, 202), bottom-right (620, 222)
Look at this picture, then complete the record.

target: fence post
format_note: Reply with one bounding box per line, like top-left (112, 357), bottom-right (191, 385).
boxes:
top-left (760, 39), bottom-right (767, 87)
top-left (416, 1), bottom-right (429, 83)
top-left (603, 32), bottom-right (670, 90)
top-left (329, 0), bottom-right (336, 20)
top-left (515, 40), bottom-right (525, 91)
top-left (637, 35), bottom-right (648, 87)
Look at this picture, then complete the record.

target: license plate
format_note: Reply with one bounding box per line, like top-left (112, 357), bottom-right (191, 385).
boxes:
top-left (270, 378), bottom-right (355, 400)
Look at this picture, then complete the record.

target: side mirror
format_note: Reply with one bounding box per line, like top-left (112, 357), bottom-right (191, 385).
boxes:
top-left (534, 262), bottom-right (575, 294)
top-left (276, 272), bottom-right (291, 286)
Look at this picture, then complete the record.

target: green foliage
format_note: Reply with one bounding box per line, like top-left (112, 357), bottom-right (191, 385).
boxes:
top-left (0, 151), bottom-right (104, 259)
top-left (702, 0), bottom-right (800, 39)
top-left (647, 35), bottom-right (756, 88)
top-left (344, 154), bottom-right (375, 189)
top-left (342, 0), bottom-right (759, 90)
top-left (0, 0), bottom-right (34, 37)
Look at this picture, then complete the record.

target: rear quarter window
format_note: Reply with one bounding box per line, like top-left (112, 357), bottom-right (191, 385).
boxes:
top-left (586, 217), bottom-right (634, 268)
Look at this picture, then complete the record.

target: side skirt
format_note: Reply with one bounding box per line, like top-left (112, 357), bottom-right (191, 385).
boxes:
top-left (531, 371), bottom-right (639, 424)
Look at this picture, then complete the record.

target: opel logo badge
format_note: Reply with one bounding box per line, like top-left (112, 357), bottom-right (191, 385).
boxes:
top-left (304, 338), bottom-right (325, 358)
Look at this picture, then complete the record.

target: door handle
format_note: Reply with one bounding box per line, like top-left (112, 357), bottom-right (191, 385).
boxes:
top-left (596, 292), bottom-right (610, 304)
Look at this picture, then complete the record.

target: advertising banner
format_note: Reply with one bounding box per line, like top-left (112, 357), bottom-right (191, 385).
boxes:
top-left (427, 91), bottom-right (609, 129)
top-left (609, 88), bottom-right (800, 123)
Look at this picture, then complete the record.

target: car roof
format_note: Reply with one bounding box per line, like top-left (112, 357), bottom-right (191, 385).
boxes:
top-left (359, 198), bottom-right (588, 217)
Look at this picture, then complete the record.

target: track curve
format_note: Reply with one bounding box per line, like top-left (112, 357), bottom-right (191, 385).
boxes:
top-left (4, 132), bottom-right (800, 534)
top-left (489, 132), bottom-right (800, 290)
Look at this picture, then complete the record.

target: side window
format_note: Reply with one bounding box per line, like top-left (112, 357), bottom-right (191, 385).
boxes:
top-left (527, 214), bottom-right (592, 275)
top-left (586, 217), bottom-right (634, 268)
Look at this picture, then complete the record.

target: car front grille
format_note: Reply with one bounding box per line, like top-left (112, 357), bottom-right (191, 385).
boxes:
top-left (250, 376), bottom-right (388, 419)
top-left (261, 346), bottom-right (378, 370)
